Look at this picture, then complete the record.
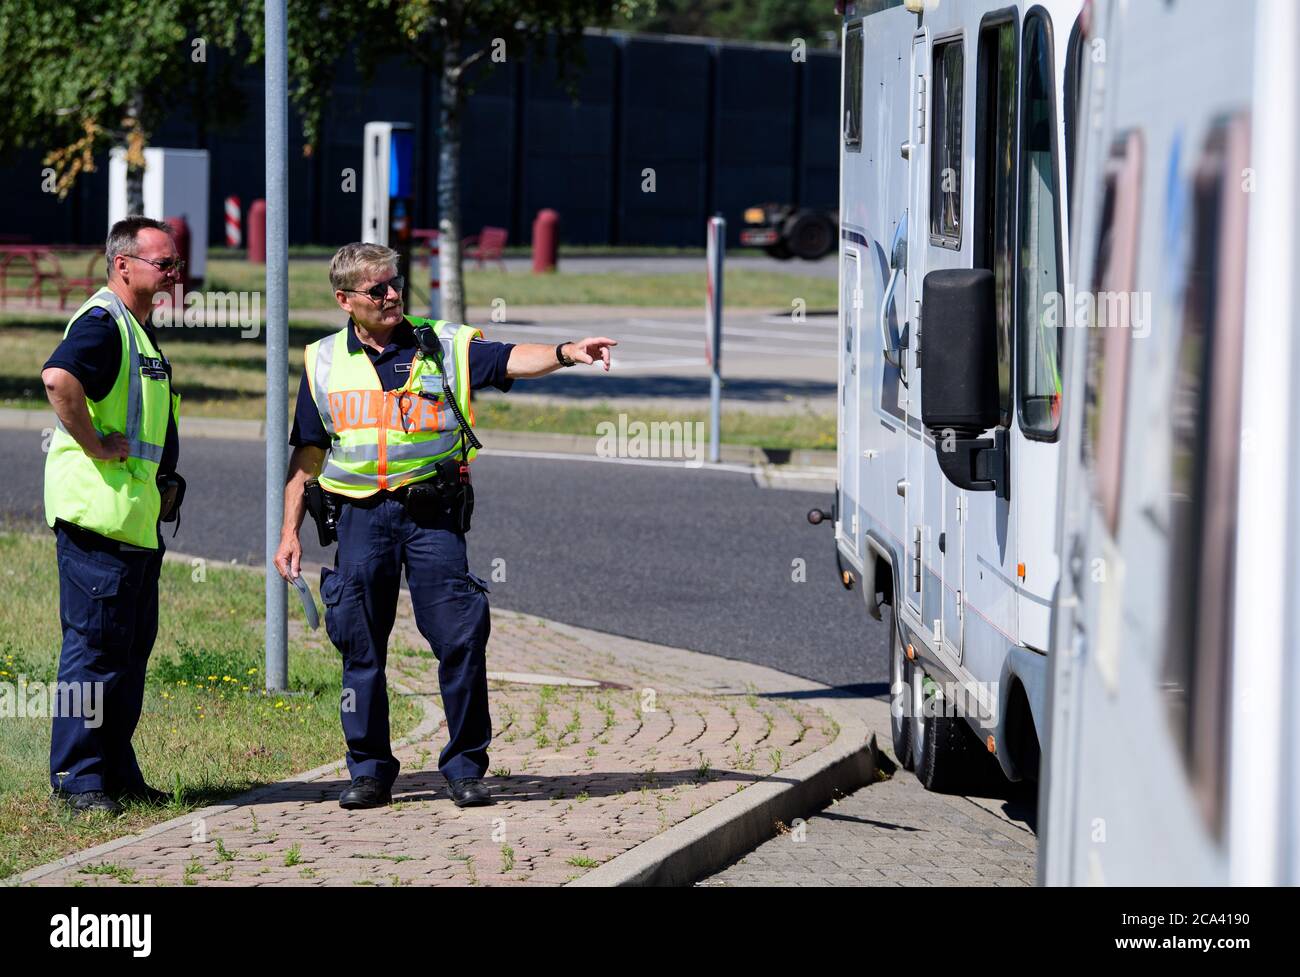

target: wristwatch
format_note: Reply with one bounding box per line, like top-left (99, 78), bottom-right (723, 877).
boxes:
top-left (555, 342), bottom-right (576, 367)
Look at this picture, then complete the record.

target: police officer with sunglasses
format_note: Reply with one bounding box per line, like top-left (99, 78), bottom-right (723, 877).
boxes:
top-left (273, 243), bottom-right (616, 810)
top-left (41, 217), bottom-right (185, 814)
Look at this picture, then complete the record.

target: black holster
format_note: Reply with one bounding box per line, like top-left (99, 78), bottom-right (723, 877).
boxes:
top-left (157, 472), bottom-right (187, 537)
top-left (304, 478), bottom-right (340, 546)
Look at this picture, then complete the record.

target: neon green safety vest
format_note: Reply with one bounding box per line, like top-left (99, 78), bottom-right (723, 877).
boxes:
top-left (44, 287), bottom-right (179, 549)
top-left (304, 316), bottom-right (481, 498)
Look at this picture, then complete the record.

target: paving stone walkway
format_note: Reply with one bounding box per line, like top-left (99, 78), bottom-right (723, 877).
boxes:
top-left (21, 600), bottom-right (839, 887)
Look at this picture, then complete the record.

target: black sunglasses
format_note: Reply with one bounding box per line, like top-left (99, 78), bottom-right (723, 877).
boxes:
top-left (126, 254), bottom-right (185, 274)
top-left (344, 275), bottom-right (404, 302)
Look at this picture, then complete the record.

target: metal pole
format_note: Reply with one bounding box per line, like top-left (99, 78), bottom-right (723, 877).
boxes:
top-left (706, 215), bottom-right (725, 464)
top-left (264, 0), bottom-right (288, 691)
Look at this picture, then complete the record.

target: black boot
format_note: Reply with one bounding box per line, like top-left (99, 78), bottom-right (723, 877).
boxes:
top-left (446, 777), bottom-right (493, 808)
top-left (339, 776), bottom-right (392, 810)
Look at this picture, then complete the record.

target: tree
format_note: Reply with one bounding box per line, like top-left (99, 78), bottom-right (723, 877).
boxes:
top-left (622, 0), bottom-right (839, 46)
top-left (1, 0), bottom-right (646, 321)
top-left (305, 1), bottom-right (648, 322)
top-left (0, 0), bottom-right (257, 213)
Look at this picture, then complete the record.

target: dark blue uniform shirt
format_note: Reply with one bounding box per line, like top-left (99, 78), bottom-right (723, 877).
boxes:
top-left (289, 319), bottom-right (514, 448)
top-left (42, 306), bottom-right (180, 475)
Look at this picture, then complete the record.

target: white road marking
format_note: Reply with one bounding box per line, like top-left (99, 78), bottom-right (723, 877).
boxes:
top-left (491, 323), bottom-right (835, 359)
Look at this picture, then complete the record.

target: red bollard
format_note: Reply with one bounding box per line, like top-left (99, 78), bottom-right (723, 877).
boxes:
top-left (164, 216), bottom-right (192, 290)
top-left (532, 208), bottom-right (559, 274)
top-left (247, 198), bottom-right (267, 264)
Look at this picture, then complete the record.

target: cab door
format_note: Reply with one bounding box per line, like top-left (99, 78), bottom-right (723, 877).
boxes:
top-left (1012, 8), bottom-right (1067, 651)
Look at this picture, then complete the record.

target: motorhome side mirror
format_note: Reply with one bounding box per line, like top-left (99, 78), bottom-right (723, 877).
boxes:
top-left (920, 268), bottom-right (1008, 497)
top-left (921, 269), bottom-right (999, 429)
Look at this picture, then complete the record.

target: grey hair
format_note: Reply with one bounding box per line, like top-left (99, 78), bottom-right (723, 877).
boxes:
top-left (330, 242), bottom-right (399, 293)
top-left (105, 216), bottom-right (172, 278)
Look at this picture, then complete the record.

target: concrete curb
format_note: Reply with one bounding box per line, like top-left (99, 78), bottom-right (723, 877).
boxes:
top-left (9, 682), bottom-right (445, 887)
top-left (568, 696), bottom-right (880, 887)
top-left (0, 407), bottom-right (836, 468)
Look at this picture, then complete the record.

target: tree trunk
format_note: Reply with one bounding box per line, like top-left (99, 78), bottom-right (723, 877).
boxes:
top-left (126, 158), bottom-right (145, 216)
top-left (438, 31), bottom-right (466, 324)
top-left (124, 91), bottom-right (146, 215)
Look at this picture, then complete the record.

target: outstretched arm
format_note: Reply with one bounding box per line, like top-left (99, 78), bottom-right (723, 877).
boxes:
top-left (505, 337), bottom-right (618, 379)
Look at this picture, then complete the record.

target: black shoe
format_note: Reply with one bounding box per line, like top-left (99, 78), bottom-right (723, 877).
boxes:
top-left (116, 784), bottom-right (175, 806)
top-left (446, 777), bottom-right (493, 808)
top-left (50, 790), bottom-right (124, 815)
top-left (339, 776), bottom-right (392, 810)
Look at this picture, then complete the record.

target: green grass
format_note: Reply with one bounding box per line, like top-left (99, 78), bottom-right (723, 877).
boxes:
top-left (473, 398), bottom-right (835, 452)
top-left (2, 248), bottom-right (832, 311)
top-left (0, 531), bottom-right (421, 880)
top-left (201, 258), bottom-right (836, 310)
top-left (0, 317), bottom-right (326, 419)
top-left (0, 321), bottom-right (835, 448)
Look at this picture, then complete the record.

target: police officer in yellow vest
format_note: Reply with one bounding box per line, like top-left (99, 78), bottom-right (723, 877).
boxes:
top-left (42, 216), bottom-right (184, 815)
top-left (274, 243), bottom-right (616, 810)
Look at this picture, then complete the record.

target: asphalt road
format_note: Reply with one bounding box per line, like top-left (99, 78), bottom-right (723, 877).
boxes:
top-left (0, 429), bottom-right (887, 692)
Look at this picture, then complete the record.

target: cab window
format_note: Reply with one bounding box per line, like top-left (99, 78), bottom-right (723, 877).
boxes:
top-left (1017, 11), bottom-right (1064, 438)
top-left (844, 23), bottom-right (864, 151)
top-left (975, 17), bottom-right (1016, 425)
top-left (929, 39), bottom-right (963, 247)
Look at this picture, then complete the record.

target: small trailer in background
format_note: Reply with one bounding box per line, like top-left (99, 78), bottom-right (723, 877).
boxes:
top-left (740, 203), bottom-right (837, 260)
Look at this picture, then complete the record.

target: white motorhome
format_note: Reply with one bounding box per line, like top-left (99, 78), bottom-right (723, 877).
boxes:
top-left (826, 0), bottom-right (1088, 790)
top-left (1039, 0), bottom-right (1300, 885)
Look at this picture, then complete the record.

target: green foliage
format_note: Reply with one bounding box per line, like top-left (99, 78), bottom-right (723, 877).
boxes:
top-left (0, 1), bottom-right (648, 193)
top-left (0, 1), bottom-right (260, 195)
top-left (622, 0), bottom-right (839, 44)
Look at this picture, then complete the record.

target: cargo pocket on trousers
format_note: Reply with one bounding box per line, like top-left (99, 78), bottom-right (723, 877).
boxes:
top-left (320, 566), bottom-right (346, 650)
top-left (461, 571), bottom-right (492, 649)
top-left (59, 553), bottom-right (126, 653)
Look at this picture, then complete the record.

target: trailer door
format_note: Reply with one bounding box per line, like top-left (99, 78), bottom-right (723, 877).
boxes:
top-left (903, 28), bottom-right (930, 627)
top-left (839, 247), bottom-right (861, 559)
top-left (924, 32), bottom-right (968, 658)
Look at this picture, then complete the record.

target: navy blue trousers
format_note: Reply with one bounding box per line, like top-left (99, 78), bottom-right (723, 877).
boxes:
top-left (49, 523), bottom-right (163, 795)
top-left (320, 496), bottom-right (492, 789)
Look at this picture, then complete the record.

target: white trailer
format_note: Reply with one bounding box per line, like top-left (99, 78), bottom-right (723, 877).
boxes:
top-left (829, 0), bottom-right (1087, 790)
top-left (108, 147), bottom-right (210, 282)
top-left (1039, 0), bottom-right (1300, 885)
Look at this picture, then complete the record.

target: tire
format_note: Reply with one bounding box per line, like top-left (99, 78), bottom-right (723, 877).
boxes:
top-left (886, 605), bottom-right (914, 770)
top-left (784, 212), bottom-right (835, 260)
top-left (764, 240), bottom-right (794, 260)
top-left (913, 669), bottom-right (1006, 794)
top-left (907, 654), bottom-right (928, 774)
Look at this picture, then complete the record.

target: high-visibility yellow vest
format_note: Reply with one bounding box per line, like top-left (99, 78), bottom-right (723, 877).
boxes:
top-left (303, 316), bottom-right (480, 498)
top-left (44, 287), bottom-right (179, 549)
